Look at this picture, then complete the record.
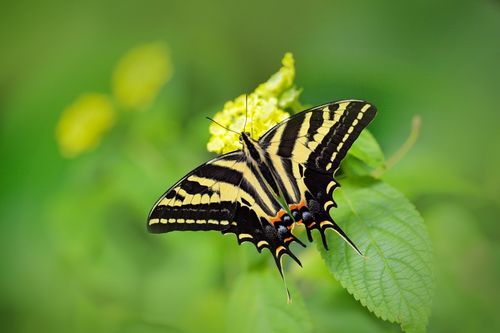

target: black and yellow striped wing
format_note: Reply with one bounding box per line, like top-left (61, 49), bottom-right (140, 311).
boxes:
top-left (258, 100), bottom-right (376, 252)
top-left (260, 100), bottom-right (376, 173)
top-left (148, 151), bottom-right (301, 268)
top-left (147, 99), bottom-right (377, 275)
top-left (148, 151), bottom-right (245, 233)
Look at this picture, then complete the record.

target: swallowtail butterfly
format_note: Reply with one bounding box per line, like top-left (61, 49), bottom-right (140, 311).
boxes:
top-left (148, 100), bottom-right (377, 276)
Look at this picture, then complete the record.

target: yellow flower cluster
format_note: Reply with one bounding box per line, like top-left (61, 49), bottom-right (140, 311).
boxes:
top-left (56, 93), bottom-right (115, 158)
top-left (207, 53), bottom-right (301, 154)
top-left (56, 41), bottom-right (172, 158)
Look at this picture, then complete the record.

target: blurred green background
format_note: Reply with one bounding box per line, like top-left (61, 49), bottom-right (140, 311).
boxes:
top-left (1, 0), bottom-right (499, 332)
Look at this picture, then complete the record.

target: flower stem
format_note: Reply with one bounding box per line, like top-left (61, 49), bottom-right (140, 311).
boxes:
top-left (371, 115), bottom-right (421, 178)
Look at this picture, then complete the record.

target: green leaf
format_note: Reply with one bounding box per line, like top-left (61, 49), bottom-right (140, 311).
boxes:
top-left (317, 178), bottom-right (433, 333)
top-left (226, 271), bottom-right (312, 333)
top-left (314, 307), bottom-right (401, 333)
top-left (347, 129), bottom-right (385, 169)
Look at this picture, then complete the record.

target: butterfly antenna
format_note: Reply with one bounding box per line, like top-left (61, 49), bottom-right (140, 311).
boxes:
top-left (250, 98), bottom-right (255, 139)
top-left (206, 116), bottom-right (239, 135)
top-left (243, 93), bottom-right (249, 133)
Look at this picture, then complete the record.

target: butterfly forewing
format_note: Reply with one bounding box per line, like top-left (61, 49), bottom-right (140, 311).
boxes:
top-left (148, 151), bottom-right (245, 232)
top-left (147, 150), bottom-right (285, 244)
top-left (260, 100), bottom-right (377, 173)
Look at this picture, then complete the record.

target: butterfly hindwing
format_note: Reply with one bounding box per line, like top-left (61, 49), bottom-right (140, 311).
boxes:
top-left (220, 161), bottom-right (305, 273)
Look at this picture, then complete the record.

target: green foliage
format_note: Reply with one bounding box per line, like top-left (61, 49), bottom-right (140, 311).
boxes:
top-left (316, 178), bottom-right (434, 333)
top-left (348, 130), bottom-right (385, 170)
top-left (226, 271), bottom-right (312, 333)
top-left (343, 129), bottom-right (386, 177)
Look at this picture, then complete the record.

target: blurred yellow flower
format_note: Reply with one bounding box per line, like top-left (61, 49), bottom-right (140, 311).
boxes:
top-left (207, 52), bottom-right (301, 154)
top-left (255, 52), bottom-right (295, 99)
top-left (56, 93), bottom-right (115, 158)
top-left (112, 41), bottom-right (172, 110)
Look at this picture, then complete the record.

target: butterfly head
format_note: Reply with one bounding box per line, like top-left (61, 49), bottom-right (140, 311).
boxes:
top-left (239, 131), bottom-right (264, 163)
top-left (238, 131), bottom-right (252, 143)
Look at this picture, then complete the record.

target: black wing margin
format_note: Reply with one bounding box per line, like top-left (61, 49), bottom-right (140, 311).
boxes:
top-left (259, 100), bottom-right (377, 174)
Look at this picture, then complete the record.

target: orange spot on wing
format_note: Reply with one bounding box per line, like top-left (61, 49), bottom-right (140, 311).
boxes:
top-left (289, 200), bottom-right (306, 224)
top-left (271, 209), bottom-right (287, 225)
top-left (289, 200), bottom-right (306, 211)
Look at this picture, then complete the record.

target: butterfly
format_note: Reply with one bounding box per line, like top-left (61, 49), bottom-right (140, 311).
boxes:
top-left (147, 100), bottom-right (377, 276)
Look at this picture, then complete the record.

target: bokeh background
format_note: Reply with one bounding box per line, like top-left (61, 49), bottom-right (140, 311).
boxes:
top-left (1, 0), bottom-right (499, 332)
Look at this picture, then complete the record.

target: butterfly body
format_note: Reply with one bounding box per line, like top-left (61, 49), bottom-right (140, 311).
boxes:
top-left (148, 100), bottom-right (377, 274)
